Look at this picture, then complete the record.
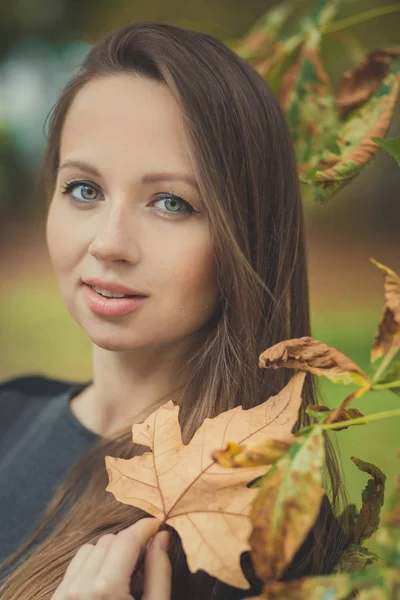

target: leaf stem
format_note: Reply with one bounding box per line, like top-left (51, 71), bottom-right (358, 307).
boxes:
top-left (323, 3), bottom-right (400, 35)
top-left (372, 379), bottom-right (400, 390)
top-left (320, 408), bottom-right (400, 431)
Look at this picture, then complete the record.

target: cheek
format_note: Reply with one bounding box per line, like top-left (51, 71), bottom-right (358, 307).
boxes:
top-left (46, 200), bottom-right (76, 277)
top-left (161, 235), bottom-right (218, 316)
top-left (46, 201), bottom-right (63, 270)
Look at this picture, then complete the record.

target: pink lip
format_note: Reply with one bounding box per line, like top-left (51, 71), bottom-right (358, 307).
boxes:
top-left (82, 278), bottom-right (146, 296)
top-left (82, 283), bottom-right (147, 317)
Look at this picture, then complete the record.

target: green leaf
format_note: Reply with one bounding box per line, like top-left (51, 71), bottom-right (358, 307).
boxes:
top-left (373, 358), bottom-right (400, 395)
top-left (351, 457), bottom-right (386, 544)
top-left (249, 429), bottom-right (326, 582)
top-left (371, 136), bottom-right (400, 166)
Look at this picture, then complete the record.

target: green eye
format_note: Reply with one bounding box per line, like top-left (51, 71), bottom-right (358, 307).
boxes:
top-left (61, 180), bottom-right (100, 203)
top-left (165, 197), bottom-right (183, 212)
top-left (80, 185), bottom-right (98, 200)
top-left (154, 193), bottom-right (197, 216)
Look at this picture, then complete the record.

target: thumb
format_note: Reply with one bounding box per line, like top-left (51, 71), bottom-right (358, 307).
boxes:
top-left (142, 531), bottom-right (172, 600)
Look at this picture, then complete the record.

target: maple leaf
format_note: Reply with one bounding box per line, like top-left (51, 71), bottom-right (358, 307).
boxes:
top-left (104, 370), bottom-right (306, 589)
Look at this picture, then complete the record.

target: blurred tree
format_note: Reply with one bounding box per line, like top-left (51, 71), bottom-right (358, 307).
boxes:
top-left (0, 0), bottom-right (399, 225)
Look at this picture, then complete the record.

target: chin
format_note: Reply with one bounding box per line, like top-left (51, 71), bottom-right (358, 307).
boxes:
top-left (88, 332), bottom-right (150, 352)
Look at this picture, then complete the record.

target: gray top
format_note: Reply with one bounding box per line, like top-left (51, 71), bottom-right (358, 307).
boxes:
top-left (0, 374), bottom-right (347, 598)
top-left (0, 375), bottom-right (262, 599)
top-left (0, 374), bottom-right (97, 578)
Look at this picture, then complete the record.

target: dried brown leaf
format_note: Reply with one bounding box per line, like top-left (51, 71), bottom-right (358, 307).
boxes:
top-left (105, 371), bottom-right (306, 589)
top-left (370, 258), bottom-right (400, 361)
top-left (259, 336), bottom-right (371, 388)
top-left (335, 48), bottom-right (400, 115)
top-left (351, 457), bottom-right (386, 545)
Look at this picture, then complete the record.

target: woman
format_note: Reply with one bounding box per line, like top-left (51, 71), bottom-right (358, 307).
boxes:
top-left (0, 21), bottom-right (349, 599)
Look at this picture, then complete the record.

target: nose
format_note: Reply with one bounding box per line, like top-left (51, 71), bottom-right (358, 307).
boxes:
top-left (88, 201), bottom-right (141, 264)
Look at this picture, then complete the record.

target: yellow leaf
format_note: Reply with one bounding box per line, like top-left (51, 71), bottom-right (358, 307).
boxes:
top-left (213, 438), bottom-right (293, 468)
top-left (105, 371), bottom-right (306, 589)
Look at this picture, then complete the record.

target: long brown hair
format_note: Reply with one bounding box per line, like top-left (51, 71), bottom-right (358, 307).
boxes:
top-left (0, 21), bottom-right (350, 599)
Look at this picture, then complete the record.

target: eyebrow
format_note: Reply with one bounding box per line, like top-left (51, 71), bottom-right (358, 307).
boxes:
top-left (57, 160), bottom-right (200, 192)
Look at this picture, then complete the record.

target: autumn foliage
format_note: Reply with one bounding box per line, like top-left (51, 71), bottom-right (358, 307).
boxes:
top-left (104, 1), bottom-right (400, 597)
top-left (105, 257), bottom-right (400, 597)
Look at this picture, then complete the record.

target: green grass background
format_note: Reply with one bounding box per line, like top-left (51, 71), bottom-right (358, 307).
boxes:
top-left (1, 276), bottom-right (398, 554)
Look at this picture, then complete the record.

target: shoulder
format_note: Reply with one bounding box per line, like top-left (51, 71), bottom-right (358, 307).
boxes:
top-left (0, 374), bottom-right (86, 440)
top-left (0, 374), bottom-right (80, 398)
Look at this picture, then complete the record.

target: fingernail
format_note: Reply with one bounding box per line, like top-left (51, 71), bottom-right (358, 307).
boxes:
top-left (157, 531), bottom-right (170, 551)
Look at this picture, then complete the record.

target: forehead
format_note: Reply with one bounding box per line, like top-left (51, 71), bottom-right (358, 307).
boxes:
top-left (59, 74), bottom-right (193, 173)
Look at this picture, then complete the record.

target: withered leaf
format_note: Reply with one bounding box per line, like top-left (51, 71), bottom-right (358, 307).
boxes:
top-left (249, 429), bottom-right (326, 583)
top-left (105, 371), bottom-right (306, 589)
top-left (370, 258), bottom-right (400, 362)
top-left (332, 543), bottom-right (379, 573)
top-left (311, 60), bottom-right (400, 202)
top-left (213, 438), bottom-right (293, 468)
top-left (351, 457), bottom-right (386, 545)
top-left (259, 336), bottom-right (371, 388)
top-left (335, 48), bottom-right (400, 115)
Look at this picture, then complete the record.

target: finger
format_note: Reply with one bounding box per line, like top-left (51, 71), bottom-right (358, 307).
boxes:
top-left (75, 534), bottom-right (116, 582)
top-left (99, 518), bottom-right (161, 583)
top-left (142, 531), bottom-right (171, 600)
top-left (51, 544), bottom-right (94, 598)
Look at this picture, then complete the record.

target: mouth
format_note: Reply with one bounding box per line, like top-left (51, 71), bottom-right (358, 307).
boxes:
top-left (82, 283), bottom-right (146, 300)
top-left (82, 283), bottom-right (147, 316)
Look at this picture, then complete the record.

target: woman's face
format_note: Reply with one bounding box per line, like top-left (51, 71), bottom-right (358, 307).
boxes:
top-left (46, 74), bottom-right (219, 353)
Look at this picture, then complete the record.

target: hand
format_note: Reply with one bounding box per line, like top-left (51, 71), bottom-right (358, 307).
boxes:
top-left (51, 518), bottom-right (171, 600)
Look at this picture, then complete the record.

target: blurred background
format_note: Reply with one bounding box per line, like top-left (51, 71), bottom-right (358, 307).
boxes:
top-left (1, 0), bottom-right (400, 551)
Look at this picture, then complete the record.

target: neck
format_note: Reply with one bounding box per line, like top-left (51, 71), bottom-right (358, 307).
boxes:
top-left (71, 339), bottom-right (194, 437)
